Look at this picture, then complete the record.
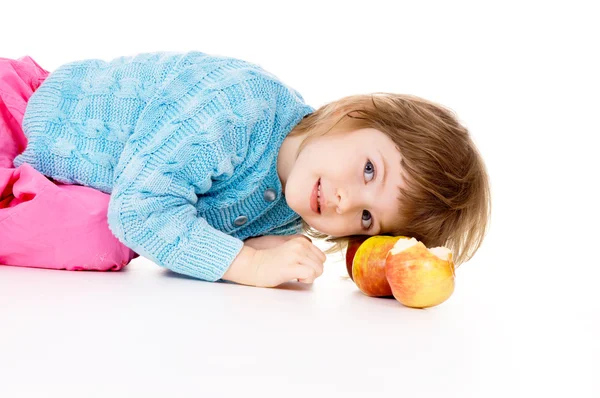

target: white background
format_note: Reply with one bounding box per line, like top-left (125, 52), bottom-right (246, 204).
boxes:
top-left (1, 1), bottom-right (599, 397)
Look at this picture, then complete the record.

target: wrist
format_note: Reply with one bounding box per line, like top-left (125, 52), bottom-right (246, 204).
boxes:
top-left (222, 245), bottom-right (259, 286)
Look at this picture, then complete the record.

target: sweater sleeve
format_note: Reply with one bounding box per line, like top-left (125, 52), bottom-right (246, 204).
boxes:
top-left (107, 61), bottom-right (263, 282)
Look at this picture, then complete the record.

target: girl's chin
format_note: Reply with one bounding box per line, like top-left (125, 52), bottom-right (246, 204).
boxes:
top-left (309, 223), bottom-right (328, 235)
top-left (305, 220), bottom-right (320, 231)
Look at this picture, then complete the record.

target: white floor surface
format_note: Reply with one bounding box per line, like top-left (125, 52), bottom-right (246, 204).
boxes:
top-left (1, 234), bottom-right (598, 397)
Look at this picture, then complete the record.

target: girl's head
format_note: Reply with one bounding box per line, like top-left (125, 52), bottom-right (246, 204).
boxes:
top-left (280, 93), bottom-right (491, 267)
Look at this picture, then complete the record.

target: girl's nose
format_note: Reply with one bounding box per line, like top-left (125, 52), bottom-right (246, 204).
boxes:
top-left (334, 188), bottom-right (358, 215)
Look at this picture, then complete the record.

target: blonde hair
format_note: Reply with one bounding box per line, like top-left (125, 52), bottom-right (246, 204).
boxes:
top-left (289, 93), bottom-right (491, 268)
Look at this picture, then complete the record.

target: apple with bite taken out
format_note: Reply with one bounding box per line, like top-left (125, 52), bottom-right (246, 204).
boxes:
top-left (385, 237), bottom-right (455, 308)
top-left (351, 235), bottom-right (409, 297)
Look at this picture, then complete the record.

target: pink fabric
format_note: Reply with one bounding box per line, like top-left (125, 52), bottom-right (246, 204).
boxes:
top-left (0, 56), bottom-right (137, 271)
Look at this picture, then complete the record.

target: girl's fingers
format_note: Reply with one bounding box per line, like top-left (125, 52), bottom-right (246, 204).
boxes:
top-left (296, 260), bottom-right (322, 284)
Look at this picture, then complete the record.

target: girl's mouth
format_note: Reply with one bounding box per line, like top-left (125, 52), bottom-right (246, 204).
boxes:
top-left (311, 178), bottom-right (321, 214)
top-left (317, 179), bottom-right (321, 213)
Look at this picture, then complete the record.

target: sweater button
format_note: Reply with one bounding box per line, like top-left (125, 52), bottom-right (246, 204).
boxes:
top-left (263, 188), bottom-right (277, 202)
top-left (234, 216), bottom-right (248, 226)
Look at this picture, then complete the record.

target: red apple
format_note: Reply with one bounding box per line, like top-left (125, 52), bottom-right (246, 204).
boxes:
top-left (385, 237), bottom-right (455, 308)
top-left (345, 236), bottom-right (368, 281)
top-left (352, 235), bottom-right (409, 297)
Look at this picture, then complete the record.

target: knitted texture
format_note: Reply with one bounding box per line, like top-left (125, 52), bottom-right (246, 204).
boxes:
top-left (14, 51), bottom-right (315, 281)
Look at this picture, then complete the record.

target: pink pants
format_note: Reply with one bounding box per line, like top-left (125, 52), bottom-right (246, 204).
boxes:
top-left (0, 56), bottom-right (137, 271)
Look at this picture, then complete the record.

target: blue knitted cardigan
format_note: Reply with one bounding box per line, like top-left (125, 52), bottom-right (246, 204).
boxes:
top-left (14, 51), bottom-right (315, 281)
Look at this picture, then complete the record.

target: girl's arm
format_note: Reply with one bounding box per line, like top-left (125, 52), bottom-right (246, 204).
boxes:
top-left (107, 60), bottom-right (267, 282)
top-left (107, 96), bottom-right (247, 282)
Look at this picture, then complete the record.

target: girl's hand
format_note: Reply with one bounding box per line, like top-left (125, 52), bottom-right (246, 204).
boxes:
top-left (249, 236), bottom-right (326, 288)
top-left (243, 234), bottom-right (310, 251)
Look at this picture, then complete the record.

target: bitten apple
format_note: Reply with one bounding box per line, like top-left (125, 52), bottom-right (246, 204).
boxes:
top-left (352, 235), bottom-right (408, 297)
top-left (385, 237), bottom-right (455, 308)
top-left (345, 237), bottom-right (368, 281)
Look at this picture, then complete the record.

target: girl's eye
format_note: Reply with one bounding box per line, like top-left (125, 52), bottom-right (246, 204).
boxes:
top-left (362, 159), bottom-right (375, 231)
top-left (362, 210), bottom-right (373, 230)
top-left (364, 160), bottom-right (375, 182)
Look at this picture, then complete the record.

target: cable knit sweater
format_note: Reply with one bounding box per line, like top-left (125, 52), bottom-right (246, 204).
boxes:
top-left (14, 51), bottom-right (315, 281)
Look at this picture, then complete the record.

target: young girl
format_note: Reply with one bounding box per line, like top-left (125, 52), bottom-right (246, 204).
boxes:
top-left (0, 51), bottom-right (491, 288)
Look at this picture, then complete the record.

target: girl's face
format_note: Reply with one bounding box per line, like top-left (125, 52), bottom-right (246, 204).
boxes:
top-left (281, 127), bottom-right (406, 237)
